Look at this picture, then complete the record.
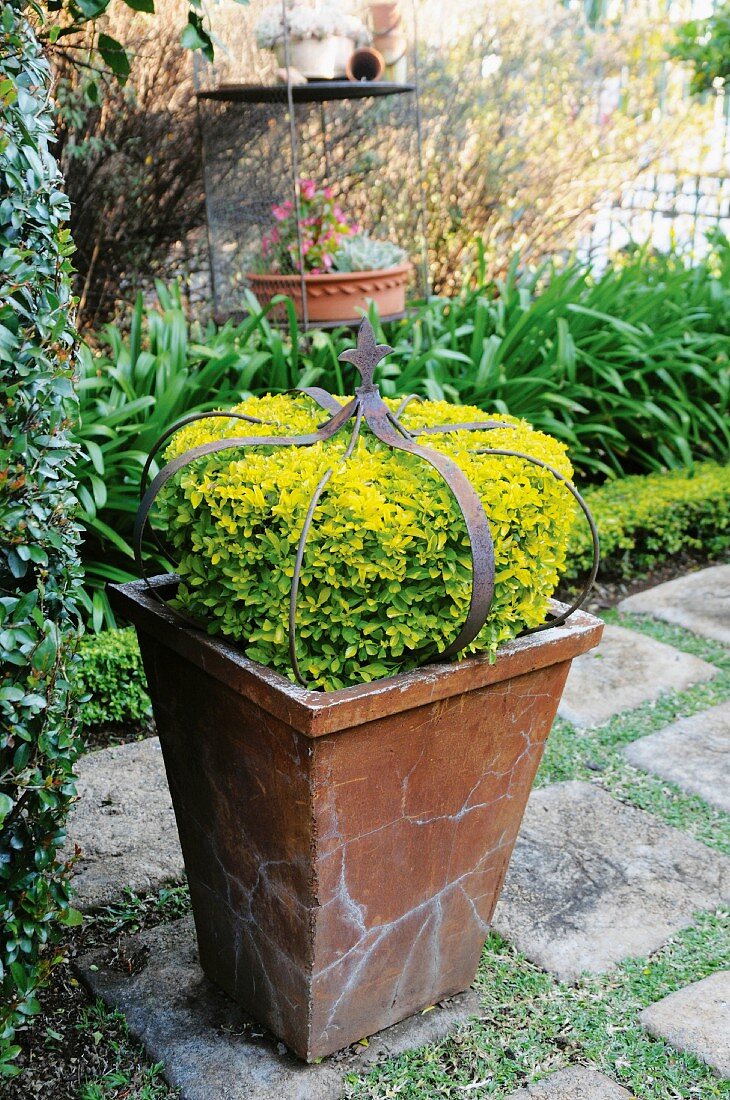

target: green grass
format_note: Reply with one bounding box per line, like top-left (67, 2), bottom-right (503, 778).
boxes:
top-left (76, 1003), bottom-right (174, 1100)
top-left (343, 910), bottom-right (730, 1098)
top-left (90, 883), bottom-right (192, 936)
top-left (538, 612), bottom-right (730, 854)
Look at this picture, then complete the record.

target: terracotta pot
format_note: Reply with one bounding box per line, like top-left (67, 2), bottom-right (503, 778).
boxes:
top-left (345, 45), bottom-right (385, 82)
top-left (109, 576), bottom-right (603, 1062)
top-left (370, 1), bottom-right (401, 34)
top-left (246, 262), bottom-right (412, 323)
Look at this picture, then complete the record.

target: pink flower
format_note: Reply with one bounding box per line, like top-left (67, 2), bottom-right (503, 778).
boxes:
top-left (300, 179), bottom-right (316, 200)
top-left (323, 186), bottom-right (333, 199)
top-left (272, 200), bottom-right (293, 222)
top-left (323, 253), bottom-right (333, 269)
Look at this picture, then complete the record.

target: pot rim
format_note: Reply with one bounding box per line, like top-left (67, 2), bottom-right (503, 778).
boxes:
top-left (109, 575), bottom-right (603, 737)
top-left (245, 261), bottom-right (412, 285)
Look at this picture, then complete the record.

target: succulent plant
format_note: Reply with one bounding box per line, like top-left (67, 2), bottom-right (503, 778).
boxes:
top-left (256, 1), bottom-right (370, 49)
top-left (333, 234), bottom-right (407, 273)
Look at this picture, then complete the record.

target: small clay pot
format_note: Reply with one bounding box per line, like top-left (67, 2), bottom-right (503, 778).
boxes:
top-left (370, 1), bottom-right (401, 34)
top-left (246, 263), bottom-right (412, 323)
top-left (345, 45), bottom-right (385, 82)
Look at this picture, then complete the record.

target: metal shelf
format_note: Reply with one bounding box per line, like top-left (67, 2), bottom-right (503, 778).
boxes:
top-left (197, 81), bottom-right (416, 104)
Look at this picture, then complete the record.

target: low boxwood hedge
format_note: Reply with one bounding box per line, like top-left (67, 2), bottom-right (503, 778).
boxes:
top-left (568, 461), bottom-right (730, 582)
top-left (76, 629), bottom-right (150, 729)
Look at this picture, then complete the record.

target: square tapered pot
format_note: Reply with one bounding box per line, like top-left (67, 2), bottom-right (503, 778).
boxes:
top-left (110, 576), bottom-right (603, 1061)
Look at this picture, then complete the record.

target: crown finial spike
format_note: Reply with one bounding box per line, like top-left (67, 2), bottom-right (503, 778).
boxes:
top-left (338, 317), bottom-right (393, 391)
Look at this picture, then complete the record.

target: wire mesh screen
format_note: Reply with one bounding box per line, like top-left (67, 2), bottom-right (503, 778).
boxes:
top-left (195, 0), bottom-right (427, 322)
top-left (582, 9), bottom-right (730, 266)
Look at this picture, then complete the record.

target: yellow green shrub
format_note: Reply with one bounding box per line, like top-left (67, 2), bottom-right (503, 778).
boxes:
top-left (567, 462), bottom-right (730, 581)
top-left (158, 394), bottom-right (576, 690)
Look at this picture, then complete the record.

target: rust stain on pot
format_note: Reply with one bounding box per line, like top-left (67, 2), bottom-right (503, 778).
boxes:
top-left (111, 579), bottom-right (602, 1061)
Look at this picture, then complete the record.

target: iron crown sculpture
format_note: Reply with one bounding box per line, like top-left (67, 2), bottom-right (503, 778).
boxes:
top-left (134, 318), bottom-right (599, 686)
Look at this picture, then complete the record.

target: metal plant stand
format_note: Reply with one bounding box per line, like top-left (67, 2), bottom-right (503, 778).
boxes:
top-left (194, 0), bottom-right (429, 325)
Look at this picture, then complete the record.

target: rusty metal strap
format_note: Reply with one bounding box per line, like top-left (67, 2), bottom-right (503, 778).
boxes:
top-left (133, 400), bottom-right (358, 628)
top-left (471, 447), bottom-right (600, 634)
top-left (359, 393), bottom-right (496, 662)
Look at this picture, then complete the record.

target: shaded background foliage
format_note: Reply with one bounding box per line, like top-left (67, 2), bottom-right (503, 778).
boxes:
top-left (73, 236), bottom-right (730, 629)
top-left (51, 0), bottom-right (697, 325)
top-left (52, 0), bottom-right (204, 326)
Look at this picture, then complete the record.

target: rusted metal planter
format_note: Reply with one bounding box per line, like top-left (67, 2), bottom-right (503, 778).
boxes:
top-left (110, 576), bottom-right (602, 1062)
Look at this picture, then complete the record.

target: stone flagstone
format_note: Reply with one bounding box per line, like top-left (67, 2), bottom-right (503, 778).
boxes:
top-left (618, 564), bottom-right (730, 645)
top-left (65, 736), bottom-right (183, 910)
top-left (624, 700), bottom-right (730, 813)
top-left (508, 1066), bottom-right (632, 1098)
top-left (640, 970), bottom-right (730, 1079)
top-left (492, 781), bottom-right (730, 983)
top-left (76, 917), bottom-right (480, 1100)
top-left (557, 624), bottom-right (716, 729)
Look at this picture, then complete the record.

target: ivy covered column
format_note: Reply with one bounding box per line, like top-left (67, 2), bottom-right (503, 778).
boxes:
top-left (0, 1), bottom-right (82, 1075)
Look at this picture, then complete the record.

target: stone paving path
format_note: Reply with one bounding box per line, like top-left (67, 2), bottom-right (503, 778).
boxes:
top-left (640, 970), bottom-right (730, 1079)
top-left (557, 623), bottom-right (717, 728)
top-left (619, 563), bottom-right (730, 645)
top-left (491, 781), bottom-right (730, 982)
top-left (64, 737), bottom-right (183, 909)
top-left (508, 1066), bottom-right (632, 1098)
top-left (624, 699), bottom-right (730, 813)
top-left (70, 564), bottom-right (730, 1094)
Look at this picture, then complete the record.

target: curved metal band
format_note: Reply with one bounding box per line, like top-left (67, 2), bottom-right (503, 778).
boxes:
top-left (294, 386), bottom-right (344, 415)
top-left (472, 447), bottom-right (600, 634)
top-left (357, 391), bottom-right (496, 661)
top-left (288, 405), bottom-right (364, 685)
top-left (288, 469), bottom-right (334, 684)
top-left (394, 393), bottom-right (422, 418)
top-left (133, 399), bottom-right (358, 622)
top-left (139, 410), bottom-right (267, 498)
top-left (414, 420), bottom-right (507, 435)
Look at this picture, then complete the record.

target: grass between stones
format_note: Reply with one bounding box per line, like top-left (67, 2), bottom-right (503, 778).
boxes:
top-left (538, 611), bottom-right (730, 855)
top-left (7, 612), bottom-right (730, 1098)
top-left (343, 910), bottom-right (730, 1098)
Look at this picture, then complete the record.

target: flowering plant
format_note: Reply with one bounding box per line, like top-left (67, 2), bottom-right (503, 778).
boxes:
top-left (260, 179), bottom-right (359, 274)
top-left (255, 1), bottom-right (370, 49)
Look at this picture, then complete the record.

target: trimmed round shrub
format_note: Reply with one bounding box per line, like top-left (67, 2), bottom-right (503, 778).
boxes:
top-left (157, 394), bottom-right (576, 691)
top-left (77, 629), bottom-right (150, 729)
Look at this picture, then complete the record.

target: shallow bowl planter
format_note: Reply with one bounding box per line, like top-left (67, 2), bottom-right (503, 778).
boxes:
top-left (246, 261), bottom-right (411, 323)
top-left (110, 575), bottom-right (602, 1062)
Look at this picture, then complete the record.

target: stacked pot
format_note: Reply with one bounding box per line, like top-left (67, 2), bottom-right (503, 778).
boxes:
top-left (370, 1), bottom-right (407, 83)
